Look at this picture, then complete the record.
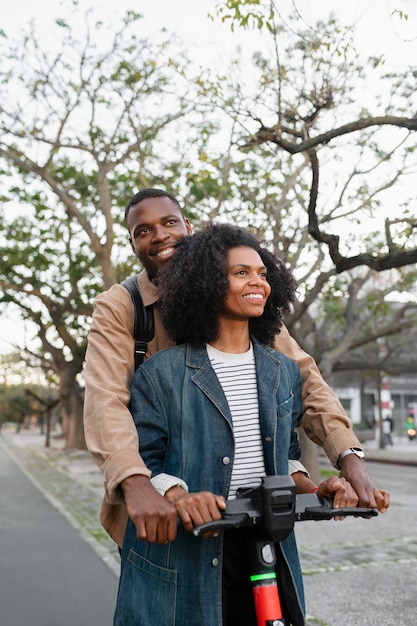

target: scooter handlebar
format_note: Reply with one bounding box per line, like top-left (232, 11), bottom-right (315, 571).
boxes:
top-left (193, 486), bottom-right (377, 537)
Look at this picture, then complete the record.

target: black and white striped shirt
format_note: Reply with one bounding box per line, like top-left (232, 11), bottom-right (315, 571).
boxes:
top-left (206, 343), bottom-right (266, 498)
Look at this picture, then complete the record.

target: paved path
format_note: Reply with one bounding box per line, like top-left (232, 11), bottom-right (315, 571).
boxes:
top-left (296, 461), bottom-right (417, 625)
top-left (2, 427), bottom-right (417, 625)
top-left (0, 437), bottom-right (118, 626)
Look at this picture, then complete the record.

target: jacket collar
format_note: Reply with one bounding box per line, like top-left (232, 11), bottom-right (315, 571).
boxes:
top-left (186, 337), bottom-right (280, 368)
top-left (138, 269), bottom-right (159, 307)
top-left (184, 339), bottom-right (284, 435)
top-left (184, 338), bottom-right (280, 368)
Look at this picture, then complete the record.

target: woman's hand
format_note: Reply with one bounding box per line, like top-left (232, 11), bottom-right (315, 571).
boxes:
top-left (165, 487), bottom-right (226, 535)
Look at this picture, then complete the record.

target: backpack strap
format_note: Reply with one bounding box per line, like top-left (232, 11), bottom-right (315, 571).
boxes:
top-left (121, 275), bottom-right (154, 369)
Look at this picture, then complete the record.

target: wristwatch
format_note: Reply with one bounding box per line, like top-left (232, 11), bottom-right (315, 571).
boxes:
top-left (337, 447), bottom-right (365, 469)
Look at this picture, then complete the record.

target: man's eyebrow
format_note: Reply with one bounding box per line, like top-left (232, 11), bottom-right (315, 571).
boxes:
top-left (134, 214), bottom-right (181, 228)
top-left (160, 213), bottom-right (181, 221)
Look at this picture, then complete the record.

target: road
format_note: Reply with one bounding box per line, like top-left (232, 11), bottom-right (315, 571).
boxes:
top-left (1, 430), bottom-right (416, 626)
top-left (298, 461), bottom-right (417, 625)
top-left (0, 443), bottom-right (118, 626)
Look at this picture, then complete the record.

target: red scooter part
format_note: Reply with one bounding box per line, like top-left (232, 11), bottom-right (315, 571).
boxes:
top-left (194, 476), bottom-right (377, 626)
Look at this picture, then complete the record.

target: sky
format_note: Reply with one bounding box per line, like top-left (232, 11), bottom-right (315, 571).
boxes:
top-left (1, 0), bottom-right (416, 356)
top-left (2, 0), bottom-right (417, 68)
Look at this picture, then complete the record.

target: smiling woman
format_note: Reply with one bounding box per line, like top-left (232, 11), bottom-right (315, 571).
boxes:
top-left (114, 222), bottom-right (366, 626)
top-left (221, 247), bottom-right (271, 327)
top-left (157, 222), bottom-right (298, 347)
top-left (115, 222), bottom-right (308, 625)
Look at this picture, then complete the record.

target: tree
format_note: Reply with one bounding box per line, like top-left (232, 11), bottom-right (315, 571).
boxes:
top-left (0, 8), bottom-right (202, 447)
top-left (1, 3), bottom-right (416, 457)
top-left (211, 2), bottom-right (417, 269)
top-left (191, 2), bottom-right (417, 363)
top-left (197, 1), bottom-right (417, 465)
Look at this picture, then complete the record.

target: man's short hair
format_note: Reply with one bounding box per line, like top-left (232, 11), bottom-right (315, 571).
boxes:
top-left (125, 188), bottom-right (182, 223)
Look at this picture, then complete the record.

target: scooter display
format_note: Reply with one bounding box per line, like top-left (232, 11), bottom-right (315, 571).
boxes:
top-left (194, 475), bottom-right (378, 626)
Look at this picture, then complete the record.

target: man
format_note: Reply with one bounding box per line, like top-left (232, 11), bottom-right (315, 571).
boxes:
top-left (83, 188), bottom-right (389, 548)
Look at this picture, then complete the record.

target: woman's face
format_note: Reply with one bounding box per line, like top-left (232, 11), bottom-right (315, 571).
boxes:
top-left (221, 246), bottom-right (271, 320)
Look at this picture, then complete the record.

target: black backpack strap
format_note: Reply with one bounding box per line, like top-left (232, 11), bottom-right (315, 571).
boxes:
top-left (121, 275), bottom-right (154, 369)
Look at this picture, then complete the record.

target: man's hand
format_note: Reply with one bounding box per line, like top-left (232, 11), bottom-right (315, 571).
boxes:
top-left (317, 476), bottom-right (358, 520)
top-left (339, 454), bottom-right (390, 513)
top-left (121, 474), bottom-right (178, 544)
top-left (165, 487), bottom-right (226, 535)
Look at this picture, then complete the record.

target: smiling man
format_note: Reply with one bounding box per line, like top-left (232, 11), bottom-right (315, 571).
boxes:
top-left (126, 190), bottom-right (192, 280)
top-left (83, 188), bottom-right (389, 550)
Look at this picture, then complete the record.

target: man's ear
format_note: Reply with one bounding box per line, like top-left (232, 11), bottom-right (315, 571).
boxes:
top-left (129, 236), bottom-right (138, 258)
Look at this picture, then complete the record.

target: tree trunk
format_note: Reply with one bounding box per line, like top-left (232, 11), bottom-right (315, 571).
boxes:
top-left (65, 387), bottom-right (86, 450)
top-left (59, 361), bottom-right (86, 450)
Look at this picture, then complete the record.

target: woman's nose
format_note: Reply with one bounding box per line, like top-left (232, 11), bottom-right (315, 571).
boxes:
top-left (249, 273), bottom-right (263, 285)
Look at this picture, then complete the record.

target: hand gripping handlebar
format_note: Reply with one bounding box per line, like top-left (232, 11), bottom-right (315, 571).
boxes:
top-left (193, 475), bottom-right (377, 541)
top-left (192, 476), bottom-right (377, 626)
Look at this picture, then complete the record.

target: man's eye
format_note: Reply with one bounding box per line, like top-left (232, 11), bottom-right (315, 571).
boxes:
top-left (136, 228), bottom-right (150, 237)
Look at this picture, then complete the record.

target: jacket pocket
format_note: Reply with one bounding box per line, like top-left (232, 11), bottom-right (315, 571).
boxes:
top-left (276, 392), bottom-right (294, 420)
top-left (114, 549), bottom-right (177, 626)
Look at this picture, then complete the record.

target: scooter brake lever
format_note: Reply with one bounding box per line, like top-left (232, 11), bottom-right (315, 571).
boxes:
top-left (302, 506), bottom-right (378, 521)
top-left (193, 513), bottom-right (250, 537)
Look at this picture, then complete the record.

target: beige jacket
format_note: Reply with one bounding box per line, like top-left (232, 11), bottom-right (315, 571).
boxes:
top-left (83, 271), bottom-right (361, 547)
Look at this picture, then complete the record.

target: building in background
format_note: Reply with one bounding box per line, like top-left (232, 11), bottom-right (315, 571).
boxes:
top-left (329, 371), bottom-right (417, 441)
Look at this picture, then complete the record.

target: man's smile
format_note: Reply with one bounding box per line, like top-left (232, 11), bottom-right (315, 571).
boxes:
top-left (155, 246), bottom-right (175, 258)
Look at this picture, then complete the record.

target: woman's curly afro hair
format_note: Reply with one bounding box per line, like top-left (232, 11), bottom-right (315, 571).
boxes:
top-left (157, 222), bottom-right (298, 346)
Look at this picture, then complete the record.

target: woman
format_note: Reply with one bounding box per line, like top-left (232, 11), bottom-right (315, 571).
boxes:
top-left (114, 223), bottom-right (357, 626)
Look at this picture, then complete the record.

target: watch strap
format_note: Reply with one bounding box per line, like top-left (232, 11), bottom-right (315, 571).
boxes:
top-left (337, 447), bottom-right (365, 469)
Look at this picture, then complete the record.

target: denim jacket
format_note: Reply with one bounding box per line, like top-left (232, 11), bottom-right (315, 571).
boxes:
top-left (85, 270), bottom-right (360, 548)
top-left (114, 340), bottom-right (305, 626)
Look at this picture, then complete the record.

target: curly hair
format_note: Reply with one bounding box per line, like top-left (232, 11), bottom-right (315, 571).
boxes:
top-left (157, 223), bottom-right (297, 346)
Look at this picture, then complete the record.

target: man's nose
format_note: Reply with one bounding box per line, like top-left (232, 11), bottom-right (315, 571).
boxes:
top-left (152, 226), bottom-right (169, 241)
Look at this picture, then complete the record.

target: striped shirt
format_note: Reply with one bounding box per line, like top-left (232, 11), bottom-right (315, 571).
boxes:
top-left (206, 343), bottom-right (266, 498)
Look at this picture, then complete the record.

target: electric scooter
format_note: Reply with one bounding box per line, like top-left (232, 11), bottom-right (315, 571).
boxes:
top-left (193, 475), bottom-right (378, 626)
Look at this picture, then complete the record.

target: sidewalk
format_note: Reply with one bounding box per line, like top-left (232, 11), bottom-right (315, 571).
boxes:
top-left (0, 425), bottom-right (120, 574)
top-left (2, 424), bottom-right (415, 626)
top-left (2, 425), bottom-right (416, 562)
top-left (357, 435), bottom-right (417, 466)
top-left (0, 437), bottom-right (118, 626)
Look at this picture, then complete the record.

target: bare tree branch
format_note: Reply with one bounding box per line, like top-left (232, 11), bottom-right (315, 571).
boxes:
top-left (244, 115), bottom-right (417, 154)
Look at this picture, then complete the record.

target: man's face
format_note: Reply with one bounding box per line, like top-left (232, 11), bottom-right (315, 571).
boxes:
top-left (127, 196), bottom-right (192, 279)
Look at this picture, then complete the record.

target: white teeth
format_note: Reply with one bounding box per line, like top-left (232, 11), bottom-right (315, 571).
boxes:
top-left (244, 294), bottom-right (263, 299)
top-left (157, 248), bottom-right (173, 257)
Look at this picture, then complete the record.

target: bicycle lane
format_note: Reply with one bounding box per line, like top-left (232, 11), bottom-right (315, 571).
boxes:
top-left (0, 442), bottom-right (118, 626)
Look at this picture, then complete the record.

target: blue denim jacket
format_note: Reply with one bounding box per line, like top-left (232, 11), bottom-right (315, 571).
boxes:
top-left (114, 340), bottom-right (305, 626)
